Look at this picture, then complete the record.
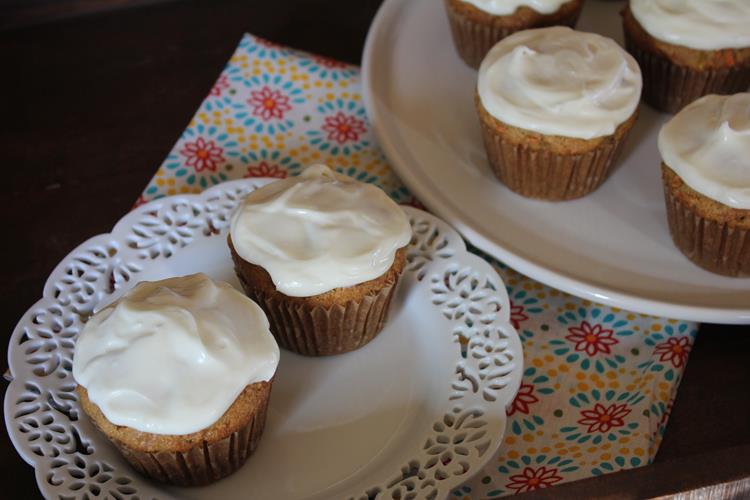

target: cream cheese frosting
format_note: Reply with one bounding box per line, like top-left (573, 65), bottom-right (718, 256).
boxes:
top-left (230, 165), bottom-right (411, 297)
top-left (658, 93), bottom-right (750, 210)
top-left (477, 27), bottom-right (642, 139)
top-left (630, 0), bottom-right (750, 51)
top-left (460, 0), bottom-right (570, 16)
top-left (73, 273), bottom-right (279, 435)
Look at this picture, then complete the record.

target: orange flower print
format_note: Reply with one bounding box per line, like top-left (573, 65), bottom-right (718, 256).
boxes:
top-left (565, 321), bottom-right (618, 356)
top-left (507, 383), bottom-right (539, 416)
top-left (180, 137), bottom-right (225, 172)
top-left (653, 337), bottom-right (691, 368)
top-left (322, 112), bottom-right (367, 144)
top-left (249, 86), bottom-right (292, 121)
top-left (577, 403), bottom-right (631, 433)
top-left (506, 466), bottom-right (563, 494)
top-left (245, 161), bottom-right (287, 179)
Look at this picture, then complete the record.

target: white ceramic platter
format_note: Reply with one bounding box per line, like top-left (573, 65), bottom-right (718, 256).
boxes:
top-left (361, 0), bottom-right (750, 324)
top-left (5, 178), bottom-right (523, 500)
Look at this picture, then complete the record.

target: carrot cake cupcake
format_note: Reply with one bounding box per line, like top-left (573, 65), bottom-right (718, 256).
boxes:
top-left (229, 164), bottom-right (412, 356)
top-left (444, 0), bottom-right (585, 69)
top-left (658, 93), bottom-right (750, 276)
top-left (73, 273), bottom-right (280, 486)
top-left (476, 26), bottom-right (642, 200)
top-left (623, 0), bottom-right (750, 113)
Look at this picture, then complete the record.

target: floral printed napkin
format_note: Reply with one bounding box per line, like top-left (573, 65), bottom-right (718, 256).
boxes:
top-left (140, 34), bottom-right (697, 498)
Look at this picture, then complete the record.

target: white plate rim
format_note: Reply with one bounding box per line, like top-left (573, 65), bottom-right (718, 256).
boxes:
top-left (361, 0), bottom-right (750, 325)
top-left (5, 177), bottom-right (523, 499)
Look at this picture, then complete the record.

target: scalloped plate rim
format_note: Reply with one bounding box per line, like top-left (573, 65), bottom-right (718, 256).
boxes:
top-left (361, 0), bottom-right (750, 324)
top-left (5, 177), bottom-right (523, 500)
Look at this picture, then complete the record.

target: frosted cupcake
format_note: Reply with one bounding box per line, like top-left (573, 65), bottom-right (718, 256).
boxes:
top-left (623, 0), bottom-right (750, 113)
top-left (229, 165), bottom-right (412, 356)
top-left (73, 273), bottom-right (280, 486)
top-left (444, 0), bottom-right (585, 69)
top-left (476, 27), bottom-right (642, 200)
top-left (658, 93), bottom-right (750, 276)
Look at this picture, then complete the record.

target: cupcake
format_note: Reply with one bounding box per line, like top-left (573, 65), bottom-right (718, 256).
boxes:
top-left (73, 273), bottom-right (280, 486)
top-left (476, 26), bottom-right (642, 200)
top-left (623, 1), bottom-right (750, 114)
top-left (229, 164), bottom-right (411, 356)
top-left (658, 93), bottom-right (750, 276)
top-left (444, 0), bottom-right (585, 69)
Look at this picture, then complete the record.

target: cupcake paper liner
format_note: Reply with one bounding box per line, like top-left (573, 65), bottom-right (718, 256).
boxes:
top-left (624, 31), bottom-right (750, 114)
top-left (663, 170), bottom-right (750, 277)
top-left (444, 0), bottom-right (581, 69)
top-left (238, 277), bottom-right (400, 356)
top-left (109, 390), bottom-right (270, 487)
top-left (477, 105), bottom-right (635, 201)
top-left (444, 2), bottom-right (517, 70)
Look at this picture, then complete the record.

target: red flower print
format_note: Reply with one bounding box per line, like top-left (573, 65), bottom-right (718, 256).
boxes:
top-left (180, 137), bottom-right (225, 172)
top-left (509, 300), bottom-right (529, 330)
top-left (249, 86), bottom-right (292, 121)
top-left (254, 36), bottom-right (280, 48)
top-left (653, 337), bottom-right (691, 369)
top-left (244, 161), bottom-right (287, 179)
top-left (507, 383), bottom-right (539, 416)
top-left (132, 195), bottom-right (148, 210)
top-left (506, 466), bottom-right (563, 494)
top-left (322, 112), bottom-right (367, 144)
top-left (660, 400), bottom-right (674, 426)
top-left (314, 55), bottom-right (347, 69)
top-left (399, 197), bottom-right (427, 211)
top-left (577, 403), bottom-right (631, 433)
top-left (209, 75), bottom-right (230, 97)
top-left (565, 321), bottom-right (618, 356)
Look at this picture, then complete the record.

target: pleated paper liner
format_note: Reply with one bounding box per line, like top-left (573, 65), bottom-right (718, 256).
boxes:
top-left (443, 0), bottom-right (583, 69)
top-left (77, 382), bottom-right (273, 487)
top-left (662, 164), bottom-right (750, 277)
top-left (230, 241), bottom-right (406, 356)
top-left (246, 281), bottom-right (399, 356)
top-left (622, 10), bottom-right (750, 114)
top-left (476, 97), bottom-right (637, 201)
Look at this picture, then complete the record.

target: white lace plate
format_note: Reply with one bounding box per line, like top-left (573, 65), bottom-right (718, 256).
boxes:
top-left (5, 178), bottom-right (523, 500)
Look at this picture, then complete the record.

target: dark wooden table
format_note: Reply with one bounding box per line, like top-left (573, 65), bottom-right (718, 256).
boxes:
top-left (2, 1), bottom-right (749, 498)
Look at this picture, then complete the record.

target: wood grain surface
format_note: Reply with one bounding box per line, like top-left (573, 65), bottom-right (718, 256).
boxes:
top-left (2, 1), bottom-right (748, 498)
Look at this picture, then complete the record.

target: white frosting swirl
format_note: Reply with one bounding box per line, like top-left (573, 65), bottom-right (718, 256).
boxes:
top-left (460, 0), bottom-right (571, 16)
top-left (478, 27), bottom-right (642, 139)
top-left (73, 273), bottom-right (279, 435)
top-left (630, 0), bottom-right (750, 51)
top-left (230, 165), bottom-right (411, 297)
top-left (658, 93), bottom-right (750, 210)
